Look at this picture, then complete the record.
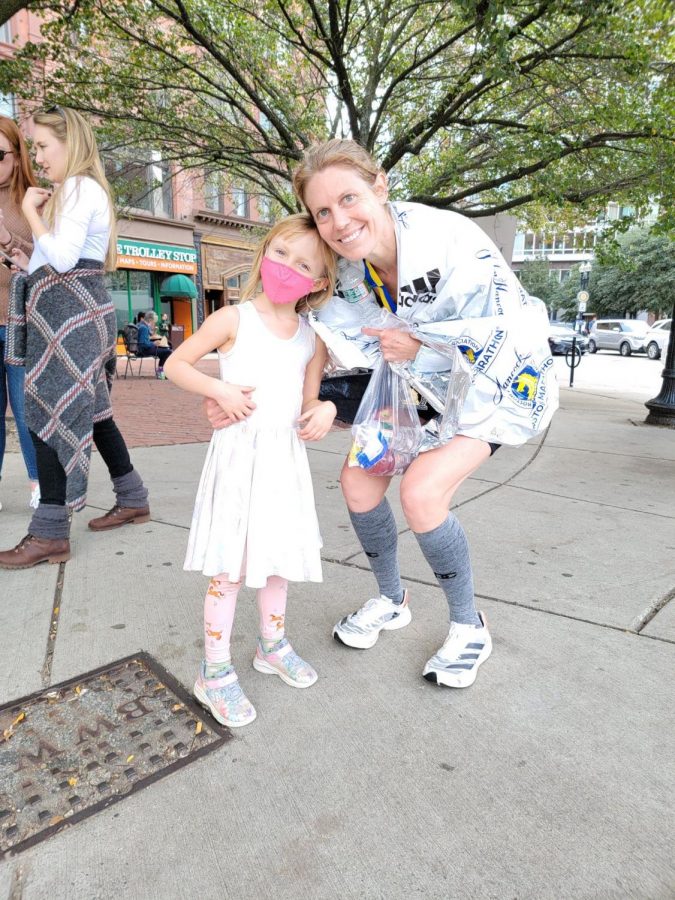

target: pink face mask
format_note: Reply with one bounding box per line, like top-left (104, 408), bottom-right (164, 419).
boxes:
top-left (260, 256), bottom-right (315, 305)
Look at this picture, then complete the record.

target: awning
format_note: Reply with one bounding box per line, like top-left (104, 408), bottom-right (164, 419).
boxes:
top-left (159, 273), bottom-right (197, 299)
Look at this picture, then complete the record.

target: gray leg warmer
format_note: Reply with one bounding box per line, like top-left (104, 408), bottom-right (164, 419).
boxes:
top-left (29, 503), bottom-right (70, 540)
top-left (112, 469), bottom-right (149, 509)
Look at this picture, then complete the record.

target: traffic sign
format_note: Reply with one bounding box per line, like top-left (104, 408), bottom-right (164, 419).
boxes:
top-left (578, 300), bottom-right (587, 312)
top-left (577, 290), bottom-right (589, 303)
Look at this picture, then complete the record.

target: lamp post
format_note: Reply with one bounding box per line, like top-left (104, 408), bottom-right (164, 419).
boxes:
top-left (645, 299), bottom-right (675, 428)
top-left (577, 261), bottom-right (592, 332)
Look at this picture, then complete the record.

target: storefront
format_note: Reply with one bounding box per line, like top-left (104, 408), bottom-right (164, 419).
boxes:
top-left (196, 211), bottom-right (264, 319)
top-left (110, 222), bottom-right (198, 339)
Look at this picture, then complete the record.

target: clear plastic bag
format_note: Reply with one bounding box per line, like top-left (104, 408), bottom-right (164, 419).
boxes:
top-left (394, 341), bottom-right (473, 443)
top-left (348, 357), bottom-right (424, 476)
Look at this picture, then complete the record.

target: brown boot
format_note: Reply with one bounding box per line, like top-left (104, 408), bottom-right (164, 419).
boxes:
top-left (88, 505), bottom-right (151, 531)
top-left (0, 534), bottom-right (71, 569)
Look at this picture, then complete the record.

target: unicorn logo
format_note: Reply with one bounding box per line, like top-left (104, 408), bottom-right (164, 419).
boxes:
top-left (511, 365), bottom-right (540, 405)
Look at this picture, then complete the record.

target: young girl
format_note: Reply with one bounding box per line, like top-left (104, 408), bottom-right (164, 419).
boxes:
top-left (0, 107), bottom-right (149, 570)
top-left (164, 214), bottom-right (337, 727)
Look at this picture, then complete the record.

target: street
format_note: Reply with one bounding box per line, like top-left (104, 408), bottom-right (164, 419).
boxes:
top-left (553, 348), bottom-right (666, 403)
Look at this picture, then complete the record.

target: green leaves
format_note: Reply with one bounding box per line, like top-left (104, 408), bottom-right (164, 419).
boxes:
top-left (4, 0), bottom-right (673, 224)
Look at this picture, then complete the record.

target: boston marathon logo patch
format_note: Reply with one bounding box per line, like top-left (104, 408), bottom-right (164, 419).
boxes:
top-left (511, 365), bottom-right (540, 406)
top-left (457, 336), bottom-right (483, 365)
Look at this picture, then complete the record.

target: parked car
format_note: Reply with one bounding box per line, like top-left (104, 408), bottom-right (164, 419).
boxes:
top-left (587, 319), bottom-right (649, 356)
top-left (548, 322), bottom-right (588, 356)
top-left (645, 319), bottom-right (672, 360)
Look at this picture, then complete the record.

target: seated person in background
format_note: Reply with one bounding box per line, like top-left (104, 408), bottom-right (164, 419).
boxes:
top-left (137, 310), bottom-right (172, 378)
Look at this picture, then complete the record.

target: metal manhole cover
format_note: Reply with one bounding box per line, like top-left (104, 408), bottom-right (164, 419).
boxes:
top-left (0, 652), bottom-right (230, 858)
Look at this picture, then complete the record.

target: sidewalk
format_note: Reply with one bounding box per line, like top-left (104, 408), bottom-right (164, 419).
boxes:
top-left (0, 372), bottom-right (673, 899)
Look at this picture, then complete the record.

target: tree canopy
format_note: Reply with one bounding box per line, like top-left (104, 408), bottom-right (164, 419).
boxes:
top-left (548, 229), bottom-right (675, 320)
top-left (2, 0), bottom-right (673, 224)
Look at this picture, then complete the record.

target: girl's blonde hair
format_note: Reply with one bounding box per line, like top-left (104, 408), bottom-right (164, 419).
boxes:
top-left (292, 139), bottom-right (384, 209)
top-left (32, 107), bottom-right (117, 271)
top-left (240, 213), bottom-right (337, 313)
top-left (0, 115), bottom-right (37, 206)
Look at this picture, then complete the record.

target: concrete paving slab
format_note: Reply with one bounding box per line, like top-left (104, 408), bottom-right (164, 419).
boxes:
top-left (511, 444), bottom-right (675, 518)
top-left (48, 516), bottom-right (206, 688)
top-left (3, 567), bottom-right (673, 899)
top-left (377, 486), bottom-right (675, 630)
top-left (548, 391), bottom-right (675, 460)
top-left (85, 443), bottom-right (208, 530)
top-left (0, 566), bottom-right (57, 703)
top-left (0, 455), bottom-right (59, 703)
top-left (642, 596), bottom-right (675, 642)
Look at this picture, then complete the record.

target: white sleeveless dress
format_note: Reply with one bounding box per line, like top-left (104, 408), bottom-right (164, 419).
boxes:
top-left (184, 302), bottom-right (323, 587)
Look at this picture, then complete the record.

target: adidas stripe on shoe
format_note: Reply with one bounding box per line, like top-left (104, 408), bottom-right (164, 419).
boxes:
top-left (422, 612), bottom-right (491, 688)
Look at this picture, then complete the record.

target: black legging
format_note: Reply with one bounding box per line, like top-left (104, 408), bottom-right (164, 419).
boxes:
top-left (139, 346), bottom-right (172, 367)
top-left (31, 417), bottom-right (132, 506)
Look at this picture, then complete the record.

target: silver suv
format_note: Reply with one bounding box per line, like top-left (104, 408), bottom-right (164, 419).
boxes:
top-left (587, 319), bottom-right (648, 356)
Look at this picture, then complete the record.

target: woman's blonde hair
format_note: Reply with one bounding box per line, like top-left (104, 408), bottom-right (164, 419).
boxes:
top-left (292, 139), bottom-right (384, 209)
top-left (32, 107), bottom-right (117, 271)
top-left (0, 116), bottom-right (37, 206)
top-left (240, 213), bottom-right (337, 313)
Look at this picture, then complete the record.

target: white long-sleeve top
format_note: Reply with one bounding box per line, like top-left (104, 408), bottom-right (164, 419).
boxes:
top-left (28, 176), bottom-right (111, 274)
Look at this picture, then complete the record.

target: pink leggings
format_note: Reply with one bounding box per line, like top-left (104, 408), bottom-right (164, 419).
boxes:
top-left (203, 574), bottom-right (288, 665)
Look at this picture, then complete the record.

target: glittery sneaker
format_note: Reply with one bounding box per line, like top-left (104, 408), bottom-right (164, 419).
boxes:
top-left (422, 612), bottom-right (492, 688)
top-left (253, 637), bottom-right (318, 688)
top-left (193, 662), bottom-right (256, 727)
top-left (332, 590), bottom-right (410, 649)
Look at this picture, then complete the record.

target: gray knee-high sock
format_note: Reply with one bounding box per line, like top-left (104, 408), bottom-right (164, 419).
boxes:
top-left (413, 514), bottom-right (480, 625)
top-left (112, 470), bottom-right (148, 509)
top-left (348, 498), bottom-right (405, 603)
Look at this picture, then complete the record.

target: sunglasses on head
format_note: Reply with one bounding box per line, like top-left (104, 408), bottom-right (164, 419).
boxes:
top-left (43, 105), bottom-right (66, 119)
top-left (0, 150), bottom-right (14, 162)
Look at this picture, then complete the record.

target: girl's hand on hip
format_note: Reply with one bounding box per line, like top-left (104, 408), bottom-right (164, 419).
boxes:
top-left (214, 382), bottom-right (256, 422)
top-left (21, 187), bottom-right (51, 215)
top-left (10, 248), bottom-right (29, 271)
top-left (297, 401), bottom-right (337, 442)
top-left (362, 327), bottom-right (421, 363)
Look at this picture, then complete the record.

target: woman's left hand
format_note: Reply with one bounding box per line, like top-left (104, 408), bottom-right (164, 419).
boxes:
top-left (362, 327), bottom-right (422, 363)
top-left (9, 248), bottom-right (29, 271)
top-left (21, 187), bottom-right (51, 215)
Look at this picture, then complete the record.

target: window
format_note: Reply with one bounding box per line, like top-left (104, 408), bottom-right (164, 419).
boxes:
top-left (258, 194), bottom-right (272, 222)
top-left (232, 186), bottom-right (250, 218)
top-left (105, 269), bottom-right (153, 331)
top-left (0, 21), bottom-right (11, 43)
top-left (204, 171), bottom-right (223, 212)
top-left (104, 151), bottom-right (173, 217)
top-left (559, 269), bottom-right (571, 283)
top-left (606, 202), bottom-right (620, 221)
top-left (0, 93), bottom-right (14, 117)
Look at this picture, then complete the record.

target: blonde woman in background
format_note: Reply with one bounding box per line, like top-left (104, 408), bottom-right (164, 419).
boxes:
top-left (0, 107), bottom-right (150, 570)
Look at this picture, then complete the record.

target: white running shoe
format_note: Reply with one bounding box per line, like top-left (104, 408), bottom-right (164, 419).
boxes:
top-left (333, 590), bottom-right (411, 649)
top-left (29, 483), bottom-right (41, 509)
top-left (423, 612), bottom-right (491, 688)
